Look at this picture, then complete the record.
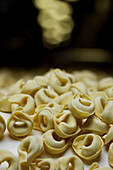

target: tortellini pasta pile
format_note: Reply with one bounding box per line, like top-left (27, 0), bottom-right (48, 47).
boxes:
top-left (1, 68), bottom-right (113, 169)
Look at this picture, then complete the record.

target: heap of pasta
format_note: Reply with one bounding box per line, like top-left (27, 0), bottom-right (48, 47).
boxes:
top-left (0, 68), bottom-right (113, 169)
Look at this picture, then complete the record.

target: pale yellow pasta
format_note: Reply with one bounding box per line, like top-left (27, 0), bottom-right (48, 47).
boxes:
top-left (57, 155), bottom-right (84, 170)
top-left (0, 96), bottom-right (12, 112)
top-left (94, 96), bottom-right (108, 119)
top-left (89, 91), bottom-right (108, 101)
top-left (34, 75), bottom-right (49, 87)
top-left (8, 79), bottom-right (25, 95)
top-left (98, 77), bottom-right (113, 91)
top-left (65, 72), bottom-right (77, 84)
top-left (21, 79), bottom-right (41, 95)
top-left (59, 91), bottom-right (73, 108)
top-left (33, 107), bottom-right (54, 132)
top-left (43, 129), bottom-right (70, 154)
top-left (0, 150), bottom-right (19, 170)
top-left (72, 133), bottom-right (103, 161)
top-left (9, 94), bottom-right (35, 115)
top-left (89, 162), bottom-right (112, 170)
top-left (35, 86), bottom-right (59, 106)
top-left (0, 115), bottom-right (6, 138)
top-left (87, 87), bottom-right (98, 97)
top-left (106, 86), bottom-right (113, 98)
top-left (68, 93), bottom-right (95, 119)
top-left (46, 102), bottom-right (64, 113)
top-left (81, 115), bottom-right (109, 136)
top-left (17, 136), bottom-right (44, 165)
top-left (7, 111), bottom-right (33, 140)
top-left (103, 126), bottom-right (113, 145)
top-left (71, 82), bottom-right (87, 95)
top-left (29, 158), bottom-right (57, 170)
top-left (54, 110), bottom-right (81, 138)
top-left (108, 142), bottom-right (113, 168)
top-left (48, 68), bottom-right (71, 94)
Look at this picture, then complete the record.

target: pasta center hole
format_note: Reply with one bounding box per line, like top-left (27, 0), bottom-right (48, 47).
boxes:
top-left (84, 136), bottom-right (93, 147)
top-left (0, 161), bottom-right (9, 170)
top-left (53, 132), bottom-right (62, 141)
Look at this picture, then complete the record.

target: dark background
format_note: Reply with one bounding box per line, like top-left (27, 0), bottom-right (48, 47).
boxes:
top-left (0, 0), bottom-right (113, 69)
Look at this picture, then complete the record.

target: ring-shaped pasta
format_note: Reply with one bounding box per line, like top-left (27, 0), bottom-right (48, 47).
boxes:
top-left (29, 158), bottom-right (57, 170)
top-left (17, 136), bottom-right (44, 165)
top-left (0, 150), bottom-right (19, 170)
top-left (98, 77), bottom-right (113, 91)
top-left (72, 133), bottom-right (103, 161)
top-left (33, 107), bottom-right (54, 132)
top-left (81, 115), bottom-right (109, 136)
top-left (68, 93), bottom-right (95, 119)
top-left (71, 82), bottom-right (87, 95)
top-left (43, 129), bottom-right (70, 154)
top-left (35, 86), bottom-right (59, 106)
top-left (0, 96), bottom-right (12, 112)
top-left (48, 69), bottom-right (71, 94)
top-left (59, 91), bottom-right (73, 108)
top-left (103, 126), bottom-right (113, 145)
top-left (54, 110), bottom-right (81, 138)
top-left (108, 142), bottom-right (113, 168)
top-left (89, 162), bottom-right (112, 170)
top-left (7, 111), bottom-right (33, 140)
top-left (46, 102), bottom-right (64, 113)
top-left (0, 115), bottom-right (6, 138)
top-left (8, 94), bottom-right (35, 115)
top-left (57, 155), bottom-right (84, 170)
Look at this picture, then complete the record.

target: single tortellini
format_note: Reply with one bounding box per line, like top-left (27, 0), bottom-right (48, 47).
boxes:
top-left (108, 142), bottom-right (113, 168)
top-left (106, 86), bottom-right (113, 98)
top-left (48, 68), bottom-right (71, 94)
top-left (71, 82), bottom-right (87, 95)
top-left (8, 79), bottom-right (25, 95)
top-left (57, 155), bottom-right (84, 170)
top-left (68, 93), bottom-right (95, 119)
top-left (7, 111), bottom-right (33, 140)
top-left (103, 126), bottom-right (113, 145)
top-left (9, 94), bottom-right (35, 115)
top-left (33, 107), bottom-right (54, 132)
top-left (89, 162), bottom-right (112, 170)
top-left (34, 75), bottom-right (49, 87)
top-left (0, 96), bottom-right (12, 112)
top-left (98, 77), bottom-right (113, 91)
top-left (89, 91), bottom-right (108, 101)
top-left (35, 86), bottom-right (59, 106)
top-left (81, 115), bottom-right (109, 136)
top-left (0, 150), bottom-right (19, 170)
top-left (17, 136), bottom-right (44, 165)
top-left (65, 72), bottom-right (77, 84)
top-left (0, 115), bottom-right (6, 138)
top-left (29, 158), bottom-right (57, 170)
top-left (43, 129), bottom-right (70, 154)
top-left (72, 133), bottom-right (103, 161)
top-left (59, 91), bottom-right (73, 108)
top-left (54, 110), bottom-right (81, 138)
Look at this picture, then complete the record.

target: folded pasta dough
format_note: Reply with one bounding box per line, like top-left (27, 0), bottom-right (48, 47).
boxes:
top-left (0, 115), bottom-right (6, 138)
top-left (35, 86), bottom-right (59, 106)
top-left (29, 158), bottom-right (57, 170)
top-left (57, 155), bottom-right (84, 170)
top-left (0, 150), bottom-right (19, 170)
top-left (43, 129), bottom-right (70, 154)
top-left (103, 126), bottom-right (113, 145)
top-left (46, 102), bottom-right (64, 113)
top-left (17, 136), bottom-right (44, 165)
top-left (48, 69), bottom-right (71, 94)
top-left (7, 111), bottom-right (33, 140)
top-left (59, 91), bottom-right (73, 108)
top-left (72, 133), bottom-right (103, 161)
top-left (89, 162), bottom-right (112, 170)
top-left (108, 142), bottom-right (113, 168)
top-left (33, 107), bottom-right (54, 132)
top-left (107, 86), bottom-right (113, 98)
top-left (9, 94), bottom-right (35, 115)
top-left (81, 115), bottom-right (109, 135)
top-left (54, 110), bottom-right (81, 138)
top-left (0, 96), bottom-right (12, 112)
top-left (34, 75), bottom-right (49, 87)
top-left (68, 93), bottom-right (95, 119)
top-left (71, 82), bottom-right (87, 94)
top-left (98, 77), bottom-right (113, 91)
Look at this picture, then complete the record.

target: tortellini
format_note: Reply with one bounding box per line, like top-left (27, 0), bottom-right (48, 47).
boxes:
top-left (18, 136), bottom-right (44, 165)
top-left (0, 115), bottom-right (6, 138)
top-left (54, 110), bottom-right (81, 138)
top-left (89, 162), bottom-right (112, 170)
top-left (108, 142), bottom-right (113, 168)
top-left (71, 82), bottom-right (87, 94)
top-left (0, 96), bottom-right (12, 112)
top-left (103, 126), bottom-right (113, 145)
top-left (7, 111), bottom-right (33, 140)
top-left (57, 155), bottom-right (84, 170)
top-left (29, 158), bottom-right (57, 170)
top-left (98, 77), bottom-right (113, 91)
top-left (33, 107), bottom-right (54, 132)
top-left (72, 133), bottom-right (103, 161)
top-left (68, 93), bottom-right (95, 119)
top-left (43, 129), bottom-right (70, 154)
top-left (35, 86), bottom-right (59, 106)
top-left (48, 69), bottom-right (71, 94)
top-left (0, 150), bottom-right (19, 170)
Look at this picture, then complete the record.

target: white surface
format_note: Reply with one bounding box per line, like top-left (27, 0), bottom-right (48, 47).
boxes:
top-left (0, 112), bottom-right (111, 170)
